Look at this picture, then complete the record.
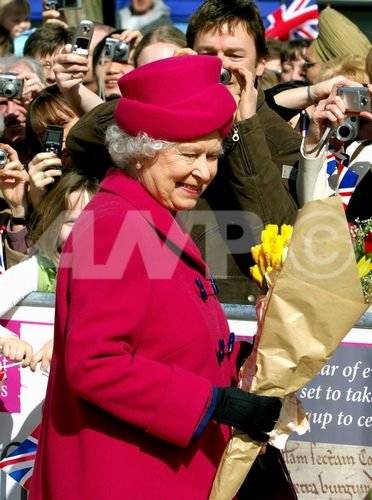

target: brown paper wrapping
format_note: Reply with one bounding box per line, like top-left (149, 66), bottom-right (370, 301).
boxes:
top-left (209, 197), bottom-right (369, 500)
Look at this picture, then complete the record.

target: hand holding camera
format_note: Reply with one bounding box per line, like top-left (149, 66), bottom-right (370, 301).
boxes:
top-left (0, 143), bottom-right (29, 220)
top-left (103, 30), bottom-right (143, 66)
top-left (27, 150), bottom-right (63, 208)
top-left (305, 83), bottom-right (372, 155)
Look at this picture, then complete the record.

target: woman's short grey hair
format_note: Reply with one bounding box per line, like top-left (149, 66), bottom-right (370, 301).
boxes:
top-left (105, 125), bottom-right (175, 170)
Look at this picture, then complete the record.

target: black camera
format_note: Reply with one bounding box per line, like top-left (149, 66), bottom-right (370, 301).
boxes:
top-left (0, 148), bottom-right (8, 168)
top-left (45, 0), bottom-right (82, 10)
top-left (103, 38), bottom-right (129, 63)
top-left (220, 68), bottom-right (232, 85)
top-left (71, 20), bottom-right (94, 56)
top-left (42, 125), bottom-right (64, 157)
top-left (0, 72), bottom-right (23, 99)
top-left (337, 86), bottom-right (371, 113)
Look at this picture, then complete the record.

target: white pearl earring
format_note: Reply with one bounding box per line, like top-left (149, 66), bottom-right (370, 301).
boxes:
top-left (135, 161), bottom-right (142, 170)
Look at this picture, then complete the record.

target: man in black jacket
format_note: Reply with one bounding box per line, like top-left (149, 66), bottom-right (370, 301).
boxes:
top-left (183, 0), bottom-right (300, 303)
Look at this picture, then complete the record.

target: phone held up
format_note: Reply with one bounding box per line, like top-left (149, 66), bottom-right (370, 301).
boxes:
top-left (71, 20), bottom-right (94, 56)
top-left (42, 125), bottom-right (64, 157)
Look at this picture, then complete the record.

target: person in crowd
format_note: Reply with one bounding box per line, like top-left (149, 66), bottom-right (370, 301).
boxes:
top-left (280, 39), bottom-right (311, 83)
top-left (116, 0), bottom-right (172, 35)
top-left (304, 7), bottom-right (371, 84)
top-left (297, 80), bottom-right (372, 222)
top-left (182, 0), bottom-right (301, 303)
top-left (132, 23), bottom-right (186, 67)
top-left (265, 55), bottom-right (369, 132)
top-left (83, 22), bottom-right (116, 93)
top-left (259, 39), bottom-right (283, 91)
top-left (0, 56), bottom-right (45, 153)
top-left (25, 84), bottom-right (78, 158)
top-left (51, 28), bottom-right (141, 118)
top-left (23, 23), bottom-right (74, 86)
top-left (92, 29), bottom-right (137, 100)
top-left (0, 167), bottom-right (99, 371)
top-left (29, 55), bottom-right (282, 500)
top-left (0, 84), bottom-right (77, 268)
top-left (0, 0), bottom-right (31, 56)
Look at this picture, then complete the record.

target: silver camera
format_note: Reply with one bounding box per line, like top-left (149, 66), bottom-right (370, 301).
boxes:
top-left (0, 148), bottom-right (8, 168)
top-left (103, 38), bottom-right (129, 63)
top-left (337, 86), bottom-right (371, 113)
top-left (334, 87), bottom-right (371, 142)
top-left (0, 72), bottom-right (23, 99)
top-left (335, 115), bottom-right (359, 142)
top-left (220, 68), bottom-right (232, 85)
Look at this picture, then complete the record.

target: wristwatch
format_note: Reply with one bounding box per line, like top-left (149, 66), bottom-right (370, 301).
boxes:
top-left (10, 215), bottom-right (29, 225)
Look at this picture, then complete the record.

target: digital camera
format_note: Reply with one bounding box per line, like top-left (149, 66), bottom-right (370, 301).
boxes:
top-left (0, 148), bottom-right (8, 168)
top-left (337, 86), bottom-right (371, 113)
top-left (104, 38), bottom-right (129, 63)
top-left (220, 68), bottom-right (232, 85)
top-left (0, 72), bottom-right (23, 99)
top-left (334, 87), bottom-right (371, 142)
top-left (45, 0), bottom-right (82, 10)
top-left (42, 125), bottom-right (64, 157)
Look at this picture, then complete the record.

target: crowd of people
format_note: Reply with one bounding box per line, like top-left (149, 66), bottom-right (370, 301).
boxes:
top-left (0, 0), bottom-right (371, 498)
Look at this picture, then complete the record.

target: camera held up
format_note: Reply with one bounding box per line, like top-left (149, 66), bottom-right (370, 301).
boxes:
top-left (220, 68), bottom-right (232, 85)
top-left (42, 125), bottom-right (64, 157)
top-left (104, 38), bottom-right (130, 63)
top-left (0, 72), bottom-right (23, 100)
top-left (0, 148), bottom-right (8, 169)
top-left (334, 87), bottom-right (371, 142)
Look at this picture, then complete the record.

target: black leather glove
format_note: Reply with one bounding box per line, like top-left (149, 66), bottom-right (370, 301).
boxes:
top-left (212, 387), bottom-right (282, 442)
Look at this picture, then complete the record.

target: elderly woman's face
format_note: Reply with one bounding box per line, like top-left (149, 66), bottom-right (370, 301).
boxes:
top-left (137, 132), bottom-right (222, 211)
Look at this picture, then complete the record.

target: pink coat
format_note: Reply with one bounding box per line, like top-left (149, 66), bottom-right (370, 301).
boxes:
top-left (30, 169), bottom-right (237, 500)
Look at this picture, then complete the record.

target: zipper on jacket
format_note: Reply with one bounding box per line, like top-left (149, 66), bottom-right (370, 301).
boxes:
top-left (232, 126), bottom-right (240, 142)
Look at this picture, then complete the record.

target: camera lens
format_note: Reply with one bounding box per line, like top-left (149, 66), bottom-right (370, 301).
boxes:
top-left (0, 148), bottom-right (8, 168)
top-left (114, 42), bottom-right (129, 62)
top-left (220, 68), bottom-right (232, 85)
top-left (335, 119), bottom-right (358, 142)
top-left (0, 82), bottom-right (16, 98)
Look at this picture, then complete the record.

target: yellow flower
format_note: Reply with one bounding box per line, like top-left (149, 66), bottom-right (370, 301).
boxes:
top-left (357, 256), bottom-right (372, 279)
top-left (250, 264), bottom-right (263, 287)
top-left (250, 223), bottom-right (294, 288)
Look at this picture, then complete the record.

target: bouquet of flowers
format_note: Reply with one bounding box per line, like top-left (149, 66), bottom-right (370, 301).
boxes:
top-left (209, 196), bottom-right (369, 500)
top-left (350, 217), bottom-right (372, 304)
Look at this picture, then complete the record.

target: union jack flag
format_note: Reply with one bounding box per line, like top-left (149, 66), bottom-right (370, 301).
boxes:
top-left (265, 0), bottom-right (319, 41)
top-left (0, 424), bottom-right (41, 490)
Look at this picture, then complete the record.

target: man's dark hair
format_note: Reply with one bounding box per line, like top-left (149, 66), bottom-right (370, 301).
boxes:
top-left (186, 0), bottom-right (268, 62)
top-left (23, 24), bottom-right (74, 58)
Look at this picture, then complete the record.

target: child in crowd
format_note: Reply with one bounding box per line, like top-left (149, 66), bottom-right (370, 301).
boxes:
top-left (0, 0), bottom-right (31, 56)
top-left (0, 168), bottom-right (99, 371)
